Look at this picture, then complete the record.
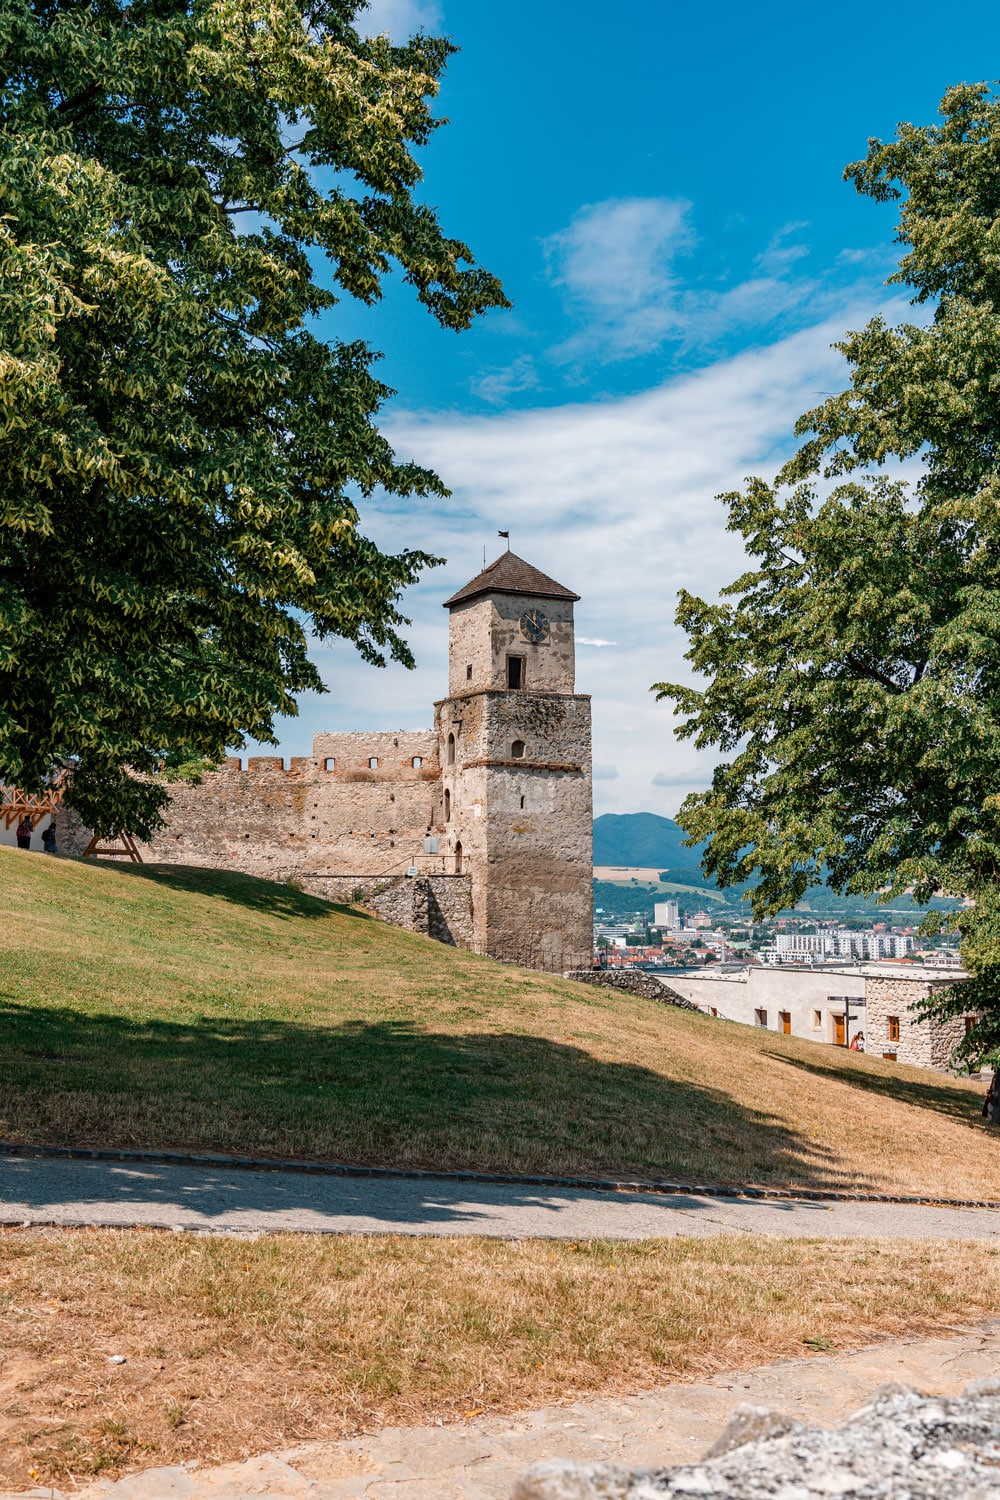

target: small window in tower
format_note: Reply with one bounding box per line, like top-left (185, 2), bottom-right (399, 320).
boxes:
top-left (412, 756), bottom-right (422, 769)
top-left (511, 739), bottom-right (525, 759)
top-left (454, 840), bottom-right (463, 874)
top-left (324, 757), bottom-right (335, 771)
top-left (888, 1015), bottom-right (900, 1042)
top-left (507, 655), bottom-right (525, 689)
top-left (447, 732), bottom-right (455, 765)
top-left (466, 664), bottom-right (473, 681)
top-left (520, 795), bottom-right (525, 809)
top-left (444, 788), bottom-right (451, 821)
top-left (369, 756), bottom-right (379, 769)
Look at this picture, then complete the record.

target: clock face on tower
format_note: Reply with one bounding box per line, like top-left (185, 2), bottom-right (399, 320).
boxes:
top-left (519, 608), bottom-right (551, 644)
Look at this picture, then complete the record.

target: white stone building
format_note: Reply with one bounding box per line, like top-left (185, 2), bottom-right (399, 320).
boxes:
top-left (661, 962), bottom-right (977, 1069)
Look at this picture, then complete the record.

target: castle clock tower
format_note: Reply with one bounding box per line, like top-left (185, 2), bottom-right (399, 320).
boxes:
top-left (436, 552), bottom-right (593, 972)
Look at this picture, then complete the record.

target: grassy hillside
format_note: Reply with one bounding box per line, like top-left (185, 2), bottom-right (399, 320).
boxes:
top-left (0, 848), bottom-right (995, 1195)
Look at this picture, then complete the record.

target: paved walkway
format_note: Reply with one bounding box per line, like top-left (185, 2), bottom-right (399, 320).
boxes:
top-left (4, 1153), bottom-right (1000, 1239)
top-left (7, 1323), bottom-right (1000, 1500)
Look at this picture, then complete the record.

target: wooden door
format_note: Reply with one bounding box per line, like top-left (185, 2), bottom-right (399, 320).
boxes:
top-left (834, 1015), bottom-right (846, 1046)
top-left (781, 1012), bottom-right (791, 1035)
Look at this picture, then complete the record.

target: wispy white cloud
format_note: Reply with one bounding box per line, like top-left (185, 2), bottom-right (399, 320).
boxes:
top-left (755, 223), bottom-right (810, 277)
top-left (544, 197), bottom-right (694, 360)
top-left (541, 197), bottom-right (882, 369)
top-left (356, 0), bottom-right (442, 39)
top-left (262, 302), bottom-right (904, 815)
top-left (593, 765), bottom-right (620, 780)
top-left (473, 355), bottom-right (540, 405)
top-left (578, 637), bottom-right (616, 647)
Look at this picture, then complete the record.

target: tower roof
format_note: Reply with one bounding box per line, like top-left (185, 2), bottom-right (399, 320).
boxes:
top-left (443, 551), bottom-right (580, 608)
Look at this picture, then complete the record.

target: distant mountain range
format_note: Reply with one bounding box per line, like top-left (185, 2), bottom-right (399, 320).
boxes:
top-left (593, 812), bottom-right (705, 870)
top-left (591, 811), bottom-right (959, 920)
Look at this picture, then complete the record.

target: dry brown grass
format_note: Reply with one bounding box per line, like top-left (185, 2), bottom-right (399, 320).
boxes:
top-left (1, 1228), bottom-right (998, 1488)
top-left (0, 850), bottom-right (995, 1195)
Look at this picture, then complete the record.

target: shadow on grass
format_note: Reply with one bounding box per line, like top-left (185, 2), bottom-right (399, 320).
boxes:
top-left (81, 860), bottom-right (372, 923)
top-left (763, 1048), bottom-right (987, 1128)
top-left (0, 1002), bottom-right (869, 1190)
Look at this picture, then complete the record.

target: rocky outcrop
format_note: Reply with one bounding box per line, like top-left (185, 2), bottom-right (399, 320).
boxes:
top-left (511, 1382), bottom-right (1000, 1499)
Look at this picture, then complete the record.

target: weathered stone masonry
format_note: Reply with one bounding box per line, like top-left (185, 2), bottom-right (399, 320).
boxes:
top-left (865, 974), bottom-right (976, 1067)
top-left (60, 552), bottom-right (594, 972)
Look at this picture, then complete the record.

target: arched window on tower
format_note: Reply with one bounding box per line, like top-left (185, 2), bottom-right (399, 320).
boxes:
top-left (444, 788), bottom-right (451, 821)
top-left (511, 739), bottom-right (525, 760)
top-left (454, 840), bottom-right (463, 874)
top-left (447, 732), bottom-right (456, 765)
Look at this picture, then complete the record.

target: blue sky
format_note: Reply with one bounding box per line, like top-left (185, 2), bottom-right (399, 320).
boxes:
top-left (257, 0), bottom-right (1000, 816)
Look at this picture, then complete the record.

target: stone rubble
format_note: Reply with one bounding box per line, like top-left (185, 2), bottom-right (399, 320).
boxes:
top-left (511, 1381), bottom-right (1000, 1499)
top-left (564, 970), bottom-right (701, 1009)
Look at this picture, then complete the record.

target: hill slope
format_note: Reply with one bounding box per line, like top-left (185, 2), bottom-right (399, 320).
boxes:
top-left (593, 812), bottom-right (706, 868)
top-left (0, 849), bottom-right (992, 1195)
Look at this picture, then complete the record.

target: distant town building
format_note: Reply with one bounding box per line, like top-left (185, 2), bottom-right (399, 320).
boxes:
top-left (654, 900), bottom-right (680, 929)
top-left (773, 929), bottom-right (918, 962)
top-left (776, 933), bottom-right (829, 956)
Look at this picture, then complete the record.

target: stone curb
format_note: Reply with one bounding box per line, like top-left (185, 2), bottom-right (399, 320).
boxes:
top-left (2, 1140), bottom-right (999, 1211)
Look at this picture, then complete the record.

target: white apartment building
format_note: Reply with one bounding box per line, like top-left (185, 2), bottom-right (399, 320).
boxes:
top-left (774, 930), bottom-right (917, 961)
top-left (832, 931), bottom-right (916, 961)
top-left (775, 933), bottom-right (830, 956)
top-left (653, 900), bottom-right (680, 929)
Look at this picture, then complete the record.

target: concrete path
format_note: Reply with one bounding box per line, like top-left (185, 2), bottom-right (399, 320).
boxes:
top-left (8, 1322), bottom-right (1000, 1500)
top-left (4, 1153), bottom-right (1000, 1239)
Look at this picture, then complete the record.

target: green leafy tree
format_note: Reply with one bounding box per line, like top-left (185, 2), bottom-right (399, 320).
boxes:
top-left (0, 0), bottom-right (506, 835)
top-left (655, 83), bottom-right (1000, 1069)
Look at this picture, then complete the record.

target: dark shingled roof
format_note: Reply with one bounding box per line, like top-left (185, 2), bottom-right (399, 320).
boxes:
top-left (443, 551), bottom-right (580, 608)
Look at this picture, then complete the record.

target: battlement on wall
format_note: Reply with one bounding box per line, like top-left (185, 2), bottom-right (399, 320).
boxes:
top-left (212, 728), bottom-right (441, 783)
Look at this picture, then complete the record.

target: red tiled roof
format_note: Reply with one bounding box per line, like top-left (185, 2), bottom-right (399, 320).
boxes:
top-left (443, 551), bottom-right (580, 607)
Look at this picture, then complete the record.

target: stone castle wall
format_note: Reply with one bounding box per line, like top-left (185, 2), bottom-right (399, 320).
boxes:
top-left (865, 975), bottom-right (974, 1067)
top-left (54, 555), bottom-right (595, 974)
top-left (447, 594), bottom-right (576, 697)
top-left (108, 731), bottom-right (448, 885)
top-left (308, 873), bottom-right (474, 949)
top-left (438, 688), bottom-right (593, 973)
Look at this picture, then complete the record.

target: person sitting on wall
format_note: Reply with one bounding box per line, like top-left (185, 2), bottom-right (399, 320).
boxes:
top-left (41, 823), bottom-right (58, 855)
top-left (849, 1030), bottom-right (865, 1052)
top-left (15, 816), bottom-right (32, 850)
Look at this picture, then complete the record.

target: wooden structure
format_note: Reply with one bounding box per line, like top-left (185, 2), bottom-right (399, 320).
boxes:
top-left (1, 767), bottom-right (72, 831)
top-left (81, 832), bottom-right (143, 863)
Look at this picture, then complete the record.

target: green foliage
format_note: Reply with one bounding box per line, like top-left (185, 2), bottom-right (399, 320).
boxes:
top-left (159, 752), bottom-right (220, 785)
top-left (0, 0), bottom-right (506, 837)
top-left (655, 83), bottom-right (1000, 1061)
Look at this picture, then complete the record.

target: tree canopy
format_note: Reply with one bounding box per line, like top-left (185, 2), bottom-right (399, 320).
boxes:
top-left (655, 84), bottom-right (1000, 1064)
top-left (0, 0), bottom-right (506, 835)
